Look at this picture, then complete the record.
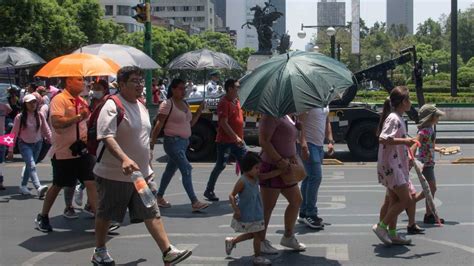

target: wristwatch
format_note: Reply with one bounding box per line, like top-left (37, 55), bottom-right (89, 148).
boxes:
top-left (328, 140), bottom-right (335, 145)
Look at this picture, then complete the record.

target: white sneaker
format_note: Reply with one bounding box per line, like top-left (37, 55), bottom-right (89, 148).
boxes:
top-left (19, 186), bottom-right (31, 195)
top-left (37, 185), bottom-right (48, 198)
top-left (280, 235), bottom-right (306, 251)
top-left (260, 239), bottom-right (279, 254)
top-left (91, 247), bottom-right (114, 265)
top-left (162, 244), bottom-right (192, 264)
top-left (389, 234), bottom-right (412, 245)
top-left (225, 237), bottom-right (235, 256)
top-left (372, 224), bottom-right (392, 245)
top-left (74, 184), bottom-right (83, 206)
top-left (253, 256), bottom-right (271, 265)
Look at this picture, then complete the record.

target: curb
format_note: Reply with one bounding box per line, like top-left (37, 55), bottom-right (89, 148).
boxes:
top-left (436, 137), bottom-right (474, 144)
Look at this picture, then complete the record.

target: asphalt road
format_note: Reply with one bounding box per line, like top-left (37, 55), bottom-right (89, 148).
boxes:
top-left (0, 145), bottom-right (473, 265)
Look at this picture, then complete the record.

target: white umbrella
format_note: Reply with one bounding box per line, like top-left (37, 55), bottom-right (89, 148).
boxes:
top-left (73, 43), bottom-right (160, 69)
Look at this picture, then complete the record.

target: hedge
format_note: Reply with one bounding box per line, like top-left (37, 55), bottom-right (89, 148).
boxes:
top-left (354, 91), bottom-right (474, 104)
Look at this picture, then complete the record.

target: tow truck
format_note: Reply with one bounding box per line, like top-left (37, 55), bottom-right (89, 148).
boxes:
top-left (184, 46), bottom-right (424, 161)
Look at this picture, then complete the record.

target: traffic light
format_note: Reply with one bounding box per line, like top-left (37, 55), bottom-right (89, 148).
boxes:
top-left (132, 3), bottom-right (146, 23)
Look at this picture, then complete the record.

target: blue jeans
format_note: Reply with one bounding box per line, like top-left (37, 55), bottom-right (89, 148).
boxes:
top-left (299, 143), bottom-right (324, 217)
top-left (206, 142), bottom-right (247, 192)
top-left (158, 136), bottom-right (197, 203)
top-left (0, 145), bottom-right (5, 183)
top-left (19, 140), bottom-right (43, 188)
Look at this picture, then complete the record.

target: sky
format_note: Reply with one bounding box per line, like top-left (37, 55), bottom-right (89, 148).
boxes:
top-left (287, 0), bottom-right (473, 51)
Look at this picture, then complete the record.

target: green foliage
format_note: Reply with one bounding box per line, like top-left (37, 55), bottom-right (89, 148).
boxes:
top-left (458, 70), bottom-right (474, 87)
top-left (466, 57), bottom-right (474, 68)
top-left (0, 0), bottom-right (125, 60)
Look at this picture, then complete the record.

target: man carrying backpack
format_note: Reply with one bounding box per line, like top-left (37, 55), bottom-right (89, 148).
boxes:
top-left (91, 66), bottom-right (191, 265)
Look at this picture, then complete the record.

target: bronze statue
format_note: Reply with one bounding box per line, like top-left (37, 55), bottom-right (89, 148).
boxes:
top-left (241, 2), bottom-right (283, 54)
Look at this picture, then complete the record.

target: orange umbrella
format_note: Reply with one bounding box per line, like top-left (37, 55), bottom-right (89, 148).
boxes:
top-left (35, 53), bottom-right (120, 77)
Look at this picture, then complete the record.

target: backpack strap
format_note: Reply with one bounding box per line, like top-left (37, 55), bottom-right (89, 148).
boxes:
top-left (96, 95), bottom-right (126, 162)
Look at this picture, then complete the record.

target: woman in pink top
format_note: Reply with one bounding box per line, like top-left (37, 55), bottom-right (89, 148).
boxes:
top-left (8, 94), bottom-right (52, 198)
top-left (258, 115), bottom-right (306, 253)
top-left (150, 79), bottom-right (208, 212)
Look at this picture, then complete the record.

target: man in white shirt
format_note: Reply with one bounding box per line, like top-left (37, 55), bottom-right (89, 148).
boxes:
top-left (92, 66), bottom-right (191, 265)
top-left (298, 106), bottom-right (335, 229)
top-left (206, 70), bottom-right (220, 95)
top-left (188, 87), bottom-right (203, 99)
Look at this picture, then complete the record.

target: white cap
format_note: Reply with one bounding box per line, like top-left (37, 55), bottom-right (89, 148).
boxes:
top-left (23, 94), bottom-right (37, 103)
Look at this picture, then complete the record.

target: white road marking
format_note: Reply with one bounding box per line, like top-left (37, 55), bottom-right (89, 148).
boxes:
top-left (304, 244), bottom-right (349, 261)
top-left (414, 236), bottom-right (474, 254)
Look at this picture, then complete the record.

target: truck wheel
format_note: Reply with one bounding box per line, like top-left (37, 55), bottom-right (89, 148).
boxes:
top-left (347, 120), bottom-right (378, 161)
top-left (187, 121), bottom-right (216, 161)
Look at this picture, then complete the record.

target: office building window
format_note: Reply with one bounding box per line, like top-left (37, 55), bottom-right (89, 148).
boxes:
top-left (104, 5), bottom-right (113, 16)
top-left (155, 6), bottom-right (165, 12)
top-left (117, 5), bottom-right (130, 16)
top-left (183, 6), bottom-right (190, 11)
top-left (194, 17), bottom-right (205, 22)
top-left (197, 6), bottom-right (204, 11)
top-left (167, 6), bottom-right (176, 11)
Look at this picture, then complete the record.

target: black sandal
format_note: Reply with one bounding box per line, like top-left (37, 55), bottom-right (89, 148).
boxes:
top-left (407, 224), bottom-right (425, 234)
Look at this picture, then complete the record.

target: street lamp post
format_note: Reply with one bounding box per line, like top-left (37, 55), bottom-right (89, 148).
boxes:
top-left (431, 63), bottom-right (439, 77)
top-left (298, 23), bottom-right (346, 60)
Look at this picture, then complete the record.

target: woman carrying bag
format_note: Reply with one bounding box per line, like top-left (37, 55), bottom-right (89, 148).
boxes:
top-left (150, 79), bottom-right (208, 212)
top-left (257, 114), bottom-right (306, 254)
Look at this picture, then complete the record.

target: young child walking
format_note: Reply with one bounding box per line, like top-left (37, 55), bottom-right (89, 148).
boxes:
top-left (226, 152), bottom-right (282, 265)
top-left (373, 86), bottom-right (417, 245)
top-left (411, 104), bottom-right (446, 224)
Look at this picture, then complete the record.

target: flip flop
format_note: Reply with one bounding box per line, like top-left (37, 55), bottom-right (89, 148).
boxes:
top-left (192, 201), bottom-right (209, 212)
top-left (157, 198), bottom-right (171, 208)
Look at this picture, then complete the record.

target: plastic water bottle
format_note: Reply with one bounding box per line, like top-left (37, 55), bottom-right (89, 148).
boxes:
top-left (131, 171), bottom-right (156, 208)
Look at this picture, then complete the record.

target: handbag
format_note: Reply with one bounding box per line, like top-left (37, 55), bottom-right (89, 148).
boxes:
top-left (279, 161), bottom-right (307, 185)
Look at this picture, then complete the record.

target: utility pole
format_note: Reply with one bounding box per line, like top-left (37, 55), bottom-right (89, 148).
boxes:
top-left (144, 0), bottom-right (153, 105)
top-left (451, 0), bottom-right (458, 97)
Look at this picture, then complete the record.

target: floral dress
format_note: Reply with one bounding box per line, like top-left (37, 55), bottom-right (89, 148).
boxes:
top-left (377, 113), bottom-right (411, 190)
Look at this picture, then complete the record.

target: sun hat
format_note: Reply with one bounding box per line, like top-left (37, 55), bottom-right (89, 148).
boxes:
top-left (418, 104), bottom-right (445, 128)
top-left (23, 94), bottom-right (37, 103)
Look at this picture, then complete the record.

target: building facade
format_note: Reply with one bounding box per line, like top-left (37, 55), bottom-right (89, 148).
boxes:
top-left (270, 0), bottom-right (286, 39)
top-left (317, 0), bottom-right (345, 27)
top-left (151, 0), bottom-right (215, 32)
top-left (387, 0), bottom-right (414, 34)
top-left (214, 0), bottom-right (226, 27)
top-left (100, 0), bottom-right (144, 33)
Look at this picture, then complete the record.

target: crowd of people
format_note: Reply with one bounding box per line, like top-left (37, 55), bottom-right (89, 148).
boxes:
top-left (0, 66), bottom-right (446, 265)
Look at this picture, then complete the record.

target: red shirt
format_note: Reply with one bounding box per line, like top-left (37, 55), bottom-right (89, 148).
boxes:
top-left (216, 96), bottom-right (244, 143)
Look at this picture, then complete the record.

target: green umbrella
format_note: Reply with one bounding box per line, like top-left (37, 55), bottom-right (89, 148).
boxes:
top-left (239, 51), bottom-right (354, 117)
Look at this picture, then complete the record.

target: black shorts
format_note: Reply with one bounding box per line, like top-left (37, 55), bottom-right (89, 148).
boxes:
top-left (422, 165), bottom-right (436, 181)
top-left (51, 154), bottom-right (95, 187)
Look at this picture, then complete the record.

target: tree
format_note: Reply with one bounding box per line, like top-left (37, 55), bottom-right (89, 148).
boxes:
top-left (0, 0), bottom-right (86, 60)
top-left (0, 0), bottom-right (126, 60)
top-left (457, 7), bottom-right (474, 63)
top-left (415, 18), bottom-right (444, 50)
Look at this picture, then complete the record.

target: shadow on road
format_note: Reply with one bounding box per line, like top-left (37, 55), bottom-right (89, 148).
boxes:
top-left (373, 243), bottom-right (440, 259)
top-left (19, 230), bottom-right (100, 253)
top-left (117, 258), bottom-right (147, 265)
top-left (226, 250), bottom-right (342, 265)
top-left (159, 200), bottom-right (233, 218)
